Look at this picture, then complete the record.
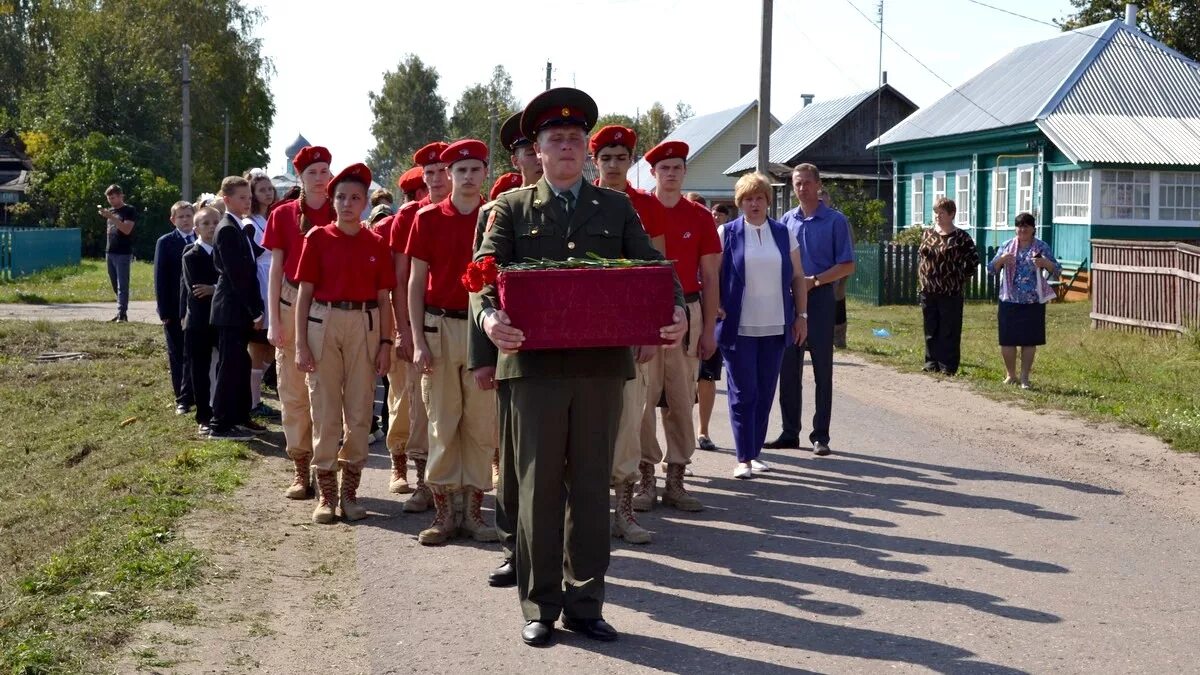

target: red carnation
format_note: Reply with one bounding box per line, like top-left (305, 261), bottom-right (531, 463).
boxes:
top-left (477, 256), bottom-right (499, 284)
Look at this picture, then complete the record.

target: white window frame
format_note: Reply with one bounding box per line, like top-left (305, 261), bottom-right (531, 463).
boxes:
top-left (955, 170), bottom-right (970, 227)
top-left (1052, 170), bottom-right (1091, 223)
top-left (932, 171), bottom-right (946, 207)
top-left (993, 168), bottom-right (1009, 226)
top-left (911, 174), bottom-right (925, 226)
top-left (1157, 171), bottom-right (1200, 224)
top-left (1099, 169), bottom-right (1151, 221)
top-left (1017, 166), bottom-right (1034, 214)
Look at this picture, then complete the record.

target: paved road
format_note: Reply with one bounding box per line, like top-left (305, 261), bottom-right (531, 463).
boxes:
top-left (0, 300), bottom-right (159, 323)
top-left (337, 354), bottom-right (1200, 674)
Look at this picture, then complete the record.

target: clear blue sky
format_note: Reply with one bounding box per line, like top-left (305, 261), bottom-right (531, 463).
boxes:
top-left (249, 0), bottom-right (1079, 174)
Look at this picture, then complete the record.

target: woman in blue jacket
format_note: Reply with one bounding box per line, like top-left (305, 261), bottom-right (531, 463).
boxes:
top-left (718, 173), bottom-right (809, 479)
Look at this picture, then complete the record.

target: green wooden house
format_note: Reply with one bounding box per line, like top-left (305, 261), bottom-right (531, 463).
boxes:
top-left (870, 15), bottom-right (1200, 274)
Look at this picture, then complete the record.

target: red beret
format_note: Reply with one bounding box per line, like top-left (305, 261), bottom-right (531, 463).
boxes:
top-left (413, 142), bottom-right (449, 167)
top-left (327, 162), bottom-right (373, 194)
top-left (589, 125), bottom-right (637, 155)
top-left (441, 139), bottom-right (489, 166)
top-left (489, 172), bottom-right (523, 200)
top-left (293, 145), bottom-right (332, 174)
top-left (644, 141), bottom-right (689, 167)
top-left (397, 166), bottom-right (425, 193)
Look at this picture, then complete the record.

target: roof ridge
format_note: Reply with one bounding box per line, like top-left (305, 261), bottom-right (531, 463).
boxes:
top-left (1035, 20), bottom-right (1121, 119)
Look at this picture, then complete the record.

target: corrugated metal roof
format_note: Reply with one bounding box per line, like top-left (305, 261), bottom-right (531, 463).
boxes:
top-left (628, 102), bottom-right (759, 190)
top-left (1039, 115), bottom-right (1200, 165)
top-left (724, 89), bottom-right (875, 174)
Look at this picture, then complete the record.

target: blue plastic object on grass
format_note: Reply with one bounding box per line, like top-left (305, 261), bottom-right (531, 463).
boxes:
top-left (873, 328), bottom-right (892, 339)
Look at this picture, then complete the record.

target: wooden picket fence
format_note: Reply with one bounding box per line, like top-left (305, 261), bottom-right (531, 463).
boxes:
top-left (846, 242), bottom-right (999, 306)
top-left (1090, 239), bottom-right (1200, 335)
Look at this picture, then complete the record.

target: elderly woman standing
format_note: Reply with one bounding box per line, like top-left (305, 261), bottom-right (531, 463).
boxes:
top-left (919, 197), bottom-right (979, 375)
top-left (718, 173), bottom-right (808, 479)
top-left (990, 212), bottom-right (1060, 389)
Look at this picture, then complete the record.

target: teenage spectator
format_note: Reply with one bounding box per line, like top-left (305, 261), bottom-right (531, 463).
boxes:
top-left (685, 192), bottom-right (707, 206)
top-left (990, 212), bottom-right (1060, 389)
top-left (100, 185), bottom-right (137, 322)
top-left (243, 169), bottom-right (278, 418)
top-left (918, 197), bottom-right (979, 375)
top-left (154, 201), bottom-right (196, 415)
top-left (182, 206), bottom-right (221, 436)
top-left (371, 188), bottom-right (394, 209)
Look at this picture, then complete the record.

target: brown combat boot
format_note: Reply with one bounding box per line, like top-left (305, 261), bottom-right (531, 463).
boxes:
top-left (338, 465), bottom-right (367, 521)
top-left (388, 451), bottom-right (412, 494)
top-left (311, 469), bottom-right (338, 524)
top-left (403, 458), bottom-right (432, 513)
top-left (631, 461), bottom-right (657, 512)
top-left (459, 487), bottom-right (498, 542)
top-left (662, 463), bottom-right (704, 512)
top-left (285, 453), bottom-right (313, 500)
top-left (418, 486), bottom-right (455, 546)
top-left (613, 480), bottom-right (651, 544)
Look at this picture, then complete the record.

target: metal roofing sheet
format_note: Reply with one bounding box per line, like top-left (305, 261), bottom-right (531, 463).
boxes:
top-left (628, 102), bottom-right (756, 190)
top-left (1039, 115), bottom-right (1200, 165)
top-left (725, 89), bottom-right (875, 174)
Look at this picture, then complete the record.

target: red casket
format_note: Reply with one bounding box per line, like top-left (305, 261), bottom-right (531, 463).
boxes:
top-left (497, 266), bottom-right (675, 350)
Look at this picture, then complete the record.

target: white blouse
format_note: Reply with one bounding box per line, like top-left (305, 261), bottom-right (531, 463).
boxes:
top-left (738, 222), bottom-right (799, 337)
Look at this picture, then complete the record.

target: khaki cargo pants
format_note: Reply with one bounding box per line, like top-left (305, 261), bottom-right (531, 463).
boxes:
top-left (306, 303), bottom-right (380, 472)
top-left (277, 281), bottom-right (313, 462)
top-left (640, 299), bottom-right (702, 466)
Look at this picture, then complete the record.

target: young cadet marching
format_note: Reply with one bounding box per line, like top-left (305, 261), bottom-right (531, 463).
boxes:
top-left (262, 146), bottom-right (334, 499)
top-left (589, 125), bottom-right (667, 545)
top-left (473, 88), bottom-right (687, 647)
top-left (472, 113), bottom-right (543, 589)
top-left (384, 142), bottom-right (450, 511)
top-left (407, 139), bottom-right (498, 546)
top-left (293, 163), bottom-right (396, 524)
top-left (635, 140), bottom-right (722, 513)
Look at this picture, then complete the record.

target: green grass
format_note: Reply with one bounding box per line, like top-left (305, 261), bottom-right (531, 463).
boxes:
top-left (844, 300), bottom-right (1200, 452)
top-left (0, 320), bottom-right (254, 674)
top-left (0, 259), bottom-right (155, 304)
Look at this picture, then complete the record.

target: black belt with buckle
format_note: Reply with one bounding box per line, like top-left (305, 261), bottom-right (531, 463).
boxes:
top-left (683, 292), bottom-right (702, 304)
top-left (318, 300), bottom-right (379, 311)
top-left (426, 307), bottom-right (468, 320)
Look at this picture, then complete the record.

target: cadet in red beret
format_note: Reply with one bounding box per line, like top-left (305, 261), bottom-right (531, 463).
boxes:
top-left (261, 145), bottom-right (335, 501)
top-left (489, 172), bottom-right (524, 201)
top-left (293, 163), bottom-right (397, 524)
top-left (382, 141), bottom-right (451, 507)
top-left (635, 139), bottom-right (722, 514)
top-left (406, 138), bottom-right (498, 546)
top-left (588, 124), bottom-right (670, 546)
top-left (397, 166), bottom-right (427, 202)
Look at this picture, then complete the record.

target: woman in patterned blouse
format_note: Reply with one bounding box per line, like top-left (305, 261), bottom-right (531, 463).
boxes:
top-left (989, 212), bottom-right (1061, 388)
top-left (918, 197), bottom-right (979, 375)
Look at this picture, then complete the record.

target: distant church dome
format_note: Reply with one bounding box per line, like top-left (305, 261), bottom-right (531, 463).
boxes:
top-left (284, 134), bottom-right (311, 161)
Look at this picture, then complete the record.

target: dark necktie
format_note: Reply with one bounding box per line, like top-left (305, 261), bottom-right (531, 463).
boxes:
top-left (558, 190), bottom-right (575, 216)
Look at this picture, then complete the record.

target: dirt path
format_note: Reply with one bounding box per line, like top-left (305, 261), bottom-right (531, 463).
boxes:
top-left (0, 301), bottom-right (160, 323)
top-left (118, 351), bottom-right (1200, 673)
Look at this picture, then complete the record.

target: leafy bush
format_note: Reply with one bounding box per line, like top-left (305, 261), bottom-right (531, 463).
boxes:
top-left (893, 225), bottom-right (925, 246)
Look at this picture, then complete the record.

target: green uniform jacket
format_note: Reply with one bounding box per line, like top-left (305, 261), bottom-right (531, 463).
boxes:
top-left (471, 177), bottom-right (684, 382)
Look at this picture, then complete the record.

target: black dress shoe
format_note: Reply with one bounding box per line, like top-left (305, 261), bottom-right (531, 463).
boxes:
top-left (174, 404), bottom-right (190, 415)
top-left (762, 436), bottom-right (800, 449)
top-left (562, 616), bottom-right (618, 642)
top-left (521, 620), bottom-right (554, 647)
top-left (488, 558), bottom-right (516, 588)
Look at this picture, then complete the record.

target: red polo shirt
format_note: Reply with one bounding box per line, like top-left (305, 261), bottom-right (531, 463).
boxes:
top-left (624, 182), bottom-right (667, 239)
top-left (295, 223), bottom-right (396, 303)
top-left (262, 198), bottom-right (335, 282)
top-left (658, 195), bottom-right (722, 295)
top-left (405, 197), bottom-right (481, 311)
top-left (389, 197), bottom-right (431, 254)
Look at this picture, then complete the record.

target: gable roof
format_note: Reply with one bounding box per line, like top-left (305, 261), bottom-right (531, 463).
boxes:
top-left (872, 20), bottom-right (1200, 165)
top-left (725, 85), bottom-right (916, 175)
top-left (628, 101), bottom-right (776, 189)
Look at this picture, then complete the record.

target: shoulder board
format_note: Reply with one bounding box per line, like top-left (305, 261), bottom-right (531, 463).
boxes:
top-left (593, 184), bottom-right (624, 195)
top-left (481, 199), bottom-right (497, 211)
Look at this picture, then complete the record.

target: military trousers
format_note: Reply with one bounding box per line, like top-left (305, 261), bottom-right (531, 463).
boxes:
top-left (385, 356), bottom-right (429, 461)
top-left (277, 281), bottom-right (313, 462)
top-left (612, 356), bottom-right (648, 484)
top-left (306, 303), bottom-right (380, 472)
top-left (640, 299), bottom-right (702, 466)
top-left (508, 375), bottom-right (623, 622)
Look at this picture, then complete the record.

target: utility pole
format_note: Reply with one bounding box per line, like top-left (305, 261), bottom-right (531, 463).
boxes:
top-left (876, 0), bottom-right (884, 201)
top-left (757, 0), bottom-right (773, 211)
top-left (545, 61), bottom-right (552, 90)
top-left (181, 44), bottom-right (192, 201)
top-left (488, 101), bottom-right (498, 181)
top-left (222, 110), bottom-right (230, 177)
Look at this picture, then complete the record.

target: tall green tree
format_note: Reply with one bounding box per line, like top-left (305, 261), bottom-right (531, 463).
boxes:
top-left (367, 54), bottom-right (448, 190)
top-left (637, 102), bottom-right (674, 149)
top-left (1059, 0), bottom-right (1200, 60)
top-left (448, 65), bottom-right (519, 176)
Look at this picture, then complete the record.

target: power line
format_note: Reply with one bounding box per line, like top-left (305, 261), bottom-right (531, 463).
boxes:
top-left (965, 0), bottom-right (1058, 28)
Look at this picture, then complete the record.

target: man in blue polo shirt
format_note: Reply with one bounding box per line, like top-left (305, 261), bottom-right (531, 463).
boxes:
top-left (765, 163), bottom-right (855, 456)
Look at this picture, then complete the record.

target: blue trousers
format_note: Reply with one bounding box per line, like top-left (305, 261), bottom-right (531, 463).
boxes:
top-left (722, 333), bottom-right (787, 463)
top-left (106, 253), bottom-right (132, 314)
top-left (778, 284), bottom-right (835, 444)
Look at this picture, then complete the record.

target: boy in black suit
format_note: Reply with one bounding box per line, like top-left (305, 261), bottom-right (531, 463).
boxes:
top-left (154, 201), bottom-right (197, 415)
top-left (209, 176), bottom-right (265, 441)
top-left (183, 206), bottom-right (220, 435)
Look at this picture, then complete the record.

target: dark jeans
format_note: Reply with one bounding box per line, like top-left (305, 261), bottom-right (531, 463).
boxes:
top-left (921, 292), bottom-right (965, 374)
top-left (106, 253), bottom-right (132, 314)
top-left (723, 333), bottom-right (786, 462)
top-left (164, 321), bottom-right (194, 407)
top-left (778, 284), bottom-right (835, 444)
top-left (211, 325), bottom-right (251, 431)
top-left (185, 327), bottom-right (216, 425)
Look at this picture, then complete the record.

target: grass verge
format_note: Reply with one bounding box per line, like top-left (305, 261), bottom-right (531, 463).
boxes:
top-left (0, 319), bottom-right (253, 674)
top-left (844, 299), bottom-right (1200, 452)
top-left (0, 259), bottom-right (155, 304)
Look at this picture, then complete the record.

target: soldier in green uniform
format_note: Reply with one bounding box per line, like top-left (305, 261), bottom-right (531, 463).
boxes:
top-left (472, 87), bottom-right (686, 647)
